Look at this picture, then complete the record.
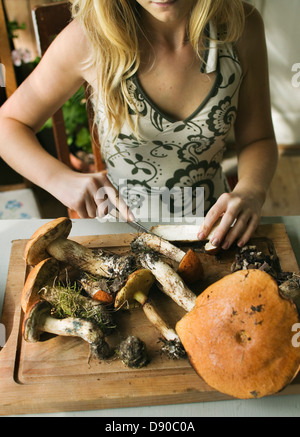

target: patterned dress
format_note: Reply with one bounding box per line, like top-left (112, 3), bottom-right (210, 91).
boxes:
top-left (95, 23), bottom-right (243, 220)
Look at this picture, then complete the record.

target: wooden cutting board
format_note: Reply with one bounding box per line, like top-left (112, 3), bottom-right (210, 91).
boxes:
top-left (0, 223), bottom-right (299, 415)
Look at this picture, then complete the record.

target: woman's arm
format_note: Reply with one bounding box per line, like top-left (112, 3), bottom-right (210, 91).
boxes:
top-left (0, 20), bottom-right (131, 219)
top-left (199, 5), bottom-right (278, 249)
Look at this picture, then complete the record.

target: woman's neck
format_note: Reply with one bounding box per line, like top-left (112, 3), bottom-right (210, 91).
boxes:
top-left (138, 9), bottom-right (189, 51)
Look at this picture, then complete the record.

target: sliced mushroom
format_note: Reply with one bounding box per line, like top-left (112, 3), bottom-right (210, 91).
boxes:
top-left (114, 269), bottom-right (186, 359)
top-left (23, 300), bottom-right (112, 359)
top-left (131, 233), bottom-right (203, 283)
top-left (24, 217), bottom-right (136, 278)
top-left (149, 224), bottom-right (200, 242)
top-left (136, 252), bottom-right (196, 312)
top-left (150, 219), bottom-right (221, 254)
top-left (21, 257), bottom-right (116, 335)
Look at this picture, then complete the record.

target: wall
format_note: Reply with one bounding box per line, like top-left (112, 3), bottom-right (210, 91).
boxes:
top-left (249, 0), bottom-right (300, 146)
top-left (4, 0), bottom-right (300, 146)
top-left (4, 0), bottom-right (53, 59)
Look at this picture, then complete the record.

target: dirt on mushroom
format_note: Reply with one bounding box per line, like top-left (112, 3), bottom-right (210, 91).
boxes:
top-left (116, 335), bottom-right (149, 368)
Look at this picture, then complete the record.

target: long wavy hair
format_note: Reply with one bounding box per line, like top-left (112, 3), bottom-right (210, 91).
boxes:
top-left (71, 0), bottom-right (246, 141)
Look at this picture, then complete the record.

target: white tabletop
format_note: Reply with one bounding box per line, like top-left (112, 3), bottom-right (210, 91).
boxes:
top-left (1, 216), bottom-right (300, 417)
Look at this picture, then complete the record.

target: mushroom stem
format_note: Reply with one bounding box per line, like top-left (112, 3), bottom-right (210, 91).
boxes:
top-left (131, 290), bottom-right (178, 342)
top-left (142, 300), bottom-right (179, 342)
top-left (23, 301), bottom-right (111, 359)
top-left (47, 237), bottom-right (135, 279)
top-left (40, 284), bottom-right (115, 335)
top-left (142, 300), bottom-right (186, 359)
top-left (138, 253), bottom-right (196, 312)
top-left (114, 269), bottom-right (186, 359)
top-left (24, 217), bottom-right (136, 279)
top-left (132, 233), bottom-right (185, 263)
top-left (131, 233), bottom-right (204, 284)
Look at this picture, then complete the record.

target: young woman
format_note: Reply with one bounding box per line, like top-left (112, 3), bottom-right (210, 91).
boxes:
top-left (0, 0), bottom-right (278, 250)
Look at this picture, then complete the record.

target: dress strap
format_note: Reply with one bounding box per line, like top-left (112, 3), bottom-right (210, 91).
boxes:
top-left (203, 22), bottom-right (218, 74)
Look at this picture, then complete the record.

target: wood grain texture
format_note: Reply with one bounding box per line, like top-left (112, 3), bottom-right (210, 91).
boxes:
top-left (0, 224), bottom-right (299, 415)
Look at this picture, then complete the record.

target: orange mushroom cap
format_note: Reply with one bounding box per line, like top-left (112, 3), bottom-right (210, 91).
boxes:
top-left (21, 257), bottom-right (60, 313)
top-left (176, 269), bottom-right (300, 399)
top-left (90, 289), bottom-right (114, 305)
top-left (24, 217), bottom-right (72, 266)
top-left (177, 249), bottom-right (204, 284)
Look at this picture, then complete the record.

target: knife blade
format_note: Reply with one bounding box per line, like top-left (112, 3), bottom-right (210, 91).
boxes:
top-left (125, 219), bottom-right (157, 236)
top-left (96, 207), bottom-right (156, 236)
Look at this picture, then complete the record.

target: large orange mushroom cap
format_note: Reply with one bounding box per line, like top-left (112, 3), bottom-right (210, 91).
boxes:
top-left (176, 269), bottom-right (300, 399)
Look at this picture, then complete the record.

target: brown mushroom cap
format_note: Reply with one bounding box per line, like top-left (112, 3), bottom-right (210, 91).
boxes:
top-left (176, 269), bottom-right (300, 399)
top-left (114, 269), bottom-right (155, 308)
top-left (177, 249), bottom-right (204, 284)
top-left (24, 217), bottom-right (72, 266)
top-left (21, 257), bottom-right (60, 313)
top-left (22, 300), bottom-right (51, 342)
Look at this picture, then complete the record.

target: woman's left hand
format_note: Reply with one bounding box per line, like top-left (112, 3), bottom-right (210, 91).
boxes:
top-left (198, 186), bottom-right (266, 250)
top-left (197, 6), bottom-right (278, 251)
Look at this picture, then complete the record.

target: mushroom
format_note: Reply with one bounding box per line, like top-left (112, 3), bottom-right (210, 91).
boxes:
top-left (114, 269), bottom-right (186, 359)
top-left (23, 300), bottom-right (112, 359)
top-left (279, 273), bottom-right (300, 310)
top-left (24, 217), bottom-right (136, 278)
top-left (77, 272), bottom-right (130, 305)
top-left (150, 224), bottom-right (201, 242)
top-left (21, 257), bottom-right (116, 335)
top-left (150, 218), bottom-right (222, 255)
top-left (176, 269), bottom-right (300, 399)
top-left (131, 233), bottom-right (204, 284)
top-left (136, 252), bottom-right (197, 312)
top-left (116, 335), bottom-right (149, 368)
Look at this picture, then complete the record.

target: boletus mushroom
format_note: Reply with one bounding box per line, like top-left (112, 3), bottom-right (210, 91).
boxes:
top-left (131, 233), bottom-right (204, 284)
top-left (24, 217), bottom-right (136, 279)
top-left (114, 269), bottom-right (186, 359)
top-left (21, 257), bottom-right (115, 335)
top-left (135, 252), bottom-right (197, 312)
top-left (150, 218), bottom-right (222, 255)
top-left (23, 300), bottom-right (112, 359)
top-left (78, 273), bottom-right (121, 305)
top-left (279, 273), bottom-right (300, 310)
top-left (176, 269), bottom-right (300, 399)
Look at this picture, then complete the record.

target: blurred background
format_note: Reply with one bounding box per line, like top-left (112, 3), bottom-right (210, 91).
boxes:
top-left (0, 0), bottom-right (299, 219)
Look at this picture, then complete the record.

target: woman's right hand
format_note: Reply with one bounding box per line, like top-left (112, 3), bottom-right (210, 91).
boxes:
top-left (52, 169), bottom-right (134, 220)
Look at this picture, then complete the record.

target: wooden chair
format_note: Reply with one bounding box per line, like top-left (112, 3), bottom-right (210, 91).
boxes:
top-left (31, 1), bottom-right (105, 172)
top-left (0, 0), bottom-right (42, 219)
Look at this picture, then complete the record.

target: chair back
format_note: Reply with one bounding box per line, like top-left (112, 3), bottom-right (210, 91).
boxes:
top-left (32, 1), bottom-right (105, 171)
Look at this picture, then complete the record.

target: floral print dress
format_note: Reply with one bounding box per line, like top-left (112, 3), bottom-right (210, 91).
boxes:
top-left (95, 23), bottom-right (242, 219)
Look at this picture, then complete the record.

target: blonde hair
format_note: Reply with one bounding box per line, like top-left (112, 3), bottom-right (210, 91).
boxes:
top-left (71, 0), bottom-right (245, 141)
